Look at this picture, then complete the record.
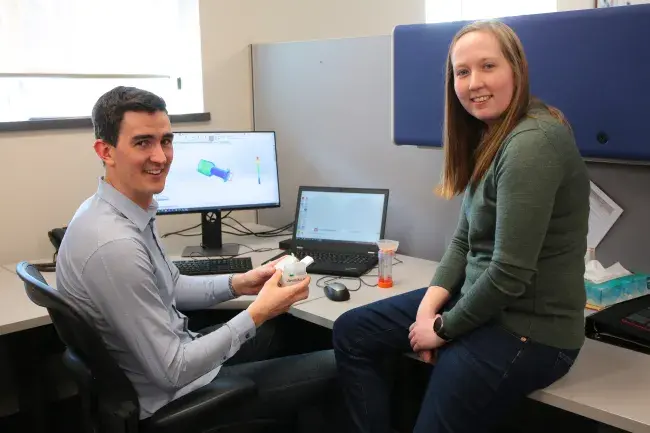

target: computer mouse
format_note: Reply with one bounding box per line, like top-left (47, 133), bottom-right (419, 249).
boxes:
top-left (324, 282), bottom-right (350, 302)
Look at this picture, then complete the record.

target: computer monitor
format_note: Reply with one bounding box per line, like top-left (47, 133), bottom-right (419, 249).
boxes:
top-left (156, 131), bottom-right (281, 257)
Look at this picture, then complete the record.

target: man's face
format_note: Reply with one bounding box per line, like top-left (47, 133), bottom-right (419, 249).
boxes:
top-left (98, 111), bottom-right (173, 209)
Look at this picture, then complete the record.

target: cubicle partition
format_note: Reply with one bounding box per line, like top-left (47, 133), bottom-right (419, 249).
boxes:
top-left (252, 34), bottom-right (650, 273)
top-left (392, 5), bottom-right (650, 164)
top-left (252, 35), bottom-right (461, 265)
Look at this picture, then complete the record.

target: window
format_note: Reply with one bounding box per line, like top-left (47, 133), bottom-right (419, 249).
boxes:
top-left (0, 0), bottom-right (204, 123)
top-left (426, 0), bottom-right (557, 23)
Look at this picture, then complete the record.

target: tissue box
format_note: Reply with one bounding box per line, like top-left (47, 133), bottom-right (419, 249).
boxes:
top-left (585, 274), bottom-right (650, 309)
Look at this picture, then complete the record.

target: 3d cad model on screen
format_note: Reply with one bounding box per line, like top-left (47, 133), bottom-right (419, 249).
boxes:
top-left (197, 159), bottom-right (233, 182)
top-left (196, 157), bottom-right (264, 184)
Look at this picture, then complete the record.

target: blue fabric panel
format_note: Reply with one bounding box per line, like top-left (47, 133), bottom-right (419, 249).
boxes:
top-left (393, 5), bottom-right (650, 162)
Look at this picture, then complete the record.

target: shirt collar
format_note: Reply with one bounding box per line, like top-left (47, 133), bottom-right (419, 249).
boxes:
top-left (96, 177), bottom-right (158, 232)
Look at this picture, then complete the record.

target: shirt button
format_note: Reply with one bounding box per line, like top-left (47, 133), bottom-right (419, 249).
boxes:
top-left (245, 333), bottom-right (250, 339)
top-left (223, 356), bottom-right (227, 361)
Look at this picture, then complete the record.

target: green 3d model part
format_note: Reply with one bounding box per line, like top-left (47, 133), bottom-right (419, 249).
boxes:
top-left (197, 159), bottom-right (232, 181)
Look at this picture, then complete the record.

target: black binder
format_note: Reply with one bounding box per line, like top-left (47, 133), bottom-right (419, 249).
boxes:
top-left (585, 294), bottom-right (650, 355)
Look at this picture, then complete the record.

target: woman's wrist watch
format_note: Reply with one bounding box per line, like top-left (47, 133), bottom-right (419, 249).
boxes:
top-left (433, 315), bottom-right (452, 341)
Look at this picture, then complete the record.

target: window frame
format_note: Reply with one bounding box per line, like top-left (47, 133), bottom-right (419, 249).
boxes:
top-left (0, 112), bottom-right (211, 133)
top-left (0, 0), bottom-right (207, 133)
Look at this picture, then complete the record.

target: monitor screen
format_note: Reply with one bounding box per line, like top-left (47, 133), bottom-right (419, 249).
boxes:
top-left (295, 190), bottom-right (386, 244)
top-left (156, 131), bottom-right (280, 214)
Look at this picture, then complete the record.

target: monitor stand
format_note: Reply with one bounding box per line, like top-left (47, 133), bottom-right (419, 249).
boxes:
top-left (181, 211), bottom-right (240, 257)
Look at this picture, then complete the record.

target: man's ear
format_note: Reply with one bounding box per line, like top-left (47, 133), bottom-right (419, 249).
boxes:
top-left (94, 139), bottom-right (115, 167)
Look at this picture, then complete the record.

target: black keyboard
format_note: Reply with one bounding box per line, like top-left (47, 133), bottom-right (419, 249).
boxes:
top-left (173, 258), bottom-right (253, 276)
top-left (295, 250), bottom-right (374, 265)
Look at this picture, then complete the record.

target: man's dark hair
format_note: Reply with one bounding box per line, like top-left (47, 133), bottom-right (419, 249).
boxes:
top-left (91, 86), bottom-right (168, 147)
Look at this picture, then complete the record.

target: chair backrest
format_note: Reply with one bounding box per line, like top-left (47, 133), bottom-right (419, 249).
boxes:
top-left (16, 261), bottom-right (140, 431)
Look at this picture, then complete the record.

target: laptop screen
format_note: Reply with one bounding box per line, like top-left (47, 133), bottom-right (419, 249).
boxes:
top-left (295, 189), bottom-right (387, 244)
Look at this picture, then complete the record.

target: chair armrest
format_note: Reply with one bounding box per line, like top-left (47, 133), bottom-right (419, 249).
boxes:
top-left (144, 376), bottom-right (257, 432)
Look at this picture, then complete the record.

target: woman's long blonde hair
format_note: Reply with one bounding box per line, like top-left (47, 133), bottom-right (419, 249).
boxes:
top-left (436, 20), bottom-right (567, 199)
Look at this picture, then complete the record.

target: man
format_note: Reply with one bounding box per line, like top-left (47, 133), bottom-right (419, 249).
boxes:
top-left (56, 86), bottom-right (339, 426)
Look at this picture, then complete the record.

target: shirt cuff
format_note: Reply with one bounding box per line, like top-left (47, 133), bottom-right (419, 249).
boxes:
top-left (429, 270), bottom-right (457, 293)
top-left (225, 310), bottom-right (257, 357)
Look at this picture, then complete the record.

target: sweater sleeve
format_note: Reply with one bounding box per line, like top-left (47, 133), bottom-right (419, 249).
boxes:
top-left (429, 193), bottom-right (469, 296)
top-left (442, 129), bottom-right (564, 339)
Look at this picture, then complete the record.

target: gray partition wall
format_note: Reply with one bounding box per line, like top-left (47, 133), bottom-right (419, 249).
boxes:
top-left (252, 35), bottom-right (462, 266)
top-left (252, 35), bottom-right (650, 273)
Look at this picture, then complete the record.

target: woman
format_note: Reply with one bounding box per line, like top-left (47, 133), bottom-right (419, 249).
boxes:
top-left (332, 19), bottom-right (590, 433)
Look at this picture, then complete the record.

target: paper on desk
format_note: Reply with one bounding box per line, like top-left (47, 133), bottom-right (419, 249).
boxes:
top-left (587, 181), bottom-right (623, 249)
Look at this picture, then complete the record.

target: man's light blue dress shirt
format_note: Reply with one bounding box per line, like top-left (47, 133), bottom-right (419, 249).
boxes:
top-left (56, 179), bottom-right (256, 419)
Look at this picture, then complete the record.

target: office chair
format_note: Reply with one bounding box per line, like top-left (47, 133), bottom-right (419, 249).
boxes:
top-left (16, 261), bottom-right (287, 433)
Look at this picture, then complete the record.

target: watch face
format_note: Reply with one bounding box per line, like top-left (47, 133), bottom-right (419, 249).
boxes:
top-left (434, 316), bottom-right (442, 333)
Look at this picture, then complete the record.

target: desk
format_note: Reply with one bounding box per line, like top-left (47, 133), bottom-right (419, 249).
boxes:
top-left (290, 254), bottom-right (435, 328)
top-left (0, 224), bottom-right (323, 335)
top-left (290, 259), bottom-right (650, 433)
top-left (2, 223), bottom-right (650, 432)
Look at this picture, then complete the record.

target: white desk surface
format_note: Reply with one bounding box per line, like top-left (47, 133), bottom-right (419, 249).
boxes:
top-left (2, 223), bottom-right (650, 431)
top-left (290, 254), bottom-right (436, 328)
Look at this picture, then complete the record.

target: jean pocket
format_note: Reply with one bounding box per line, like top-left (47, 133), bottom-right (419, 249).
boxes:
top-left (496, 325), bottom-right (531, 345)
top-left (549, 349), bottom-right (579, 383)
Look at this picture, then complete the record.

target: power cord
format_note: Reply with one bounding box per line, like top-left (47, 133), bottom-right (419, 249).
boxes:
top-left (161, 212), bottom-right (293, 239)
top-left (180, 243), bottom-right (281, 261)
top-left (222, 217), bottom-right (293, 238)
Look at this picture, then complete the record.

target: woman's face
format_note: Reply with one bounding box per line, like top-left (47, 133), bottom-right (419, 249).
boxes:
top-left (451, 30), bottom-right (515, 126)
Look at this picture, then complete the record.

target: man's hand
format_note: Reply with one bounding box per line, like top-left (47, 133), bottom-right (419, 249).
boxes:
top-left (230, 256), bottom-right (287, 296)
top-left (408, 314), bottom-right (447, 353)
top-left (246, 270), bottom-right (310, 326)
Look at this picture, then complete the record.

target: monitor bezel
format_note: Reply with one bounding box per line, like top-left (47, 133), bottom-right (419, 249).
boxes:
top-left (156, 130), bottom-right (281, 215)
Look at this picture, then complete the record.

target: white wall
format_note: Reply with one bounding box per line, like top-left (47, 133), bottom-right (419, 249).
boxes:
top-left (0, 0), bottom-right (424, 265)
top-left (557, 0), bottom-right (594, 11)
top-left (0, 0), bottom-right (426, 416)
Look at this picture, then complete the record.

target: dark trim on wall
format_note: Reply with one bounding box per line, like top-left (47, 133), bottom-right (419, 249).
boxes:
top-left (0, 112), bottom-right (211, 133)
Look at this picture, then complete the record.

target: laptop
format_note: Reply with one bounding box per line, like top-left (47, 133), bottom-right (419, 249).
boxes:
top-left (278, 186), bottom-right (390, 277)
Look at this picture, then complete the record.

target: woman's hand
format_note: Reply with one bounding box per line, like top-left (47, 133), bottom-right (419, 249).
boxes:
top-left (409, 314), bottom-right (447, 353)
top-left (414, 286), bottom-right (449, 362)
top-left (415, 306), bottom-right (436, 362)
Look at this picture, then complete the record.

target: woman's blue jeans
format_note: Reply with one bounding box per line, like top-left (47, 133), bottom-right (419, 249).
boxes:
top-left (332, 287), bottom-right (580, 433)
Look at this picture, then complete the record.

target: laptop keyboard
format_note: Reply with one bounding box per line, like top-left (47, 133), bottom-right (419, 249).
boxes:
top-left (294, 250), bottom-right (375, 265)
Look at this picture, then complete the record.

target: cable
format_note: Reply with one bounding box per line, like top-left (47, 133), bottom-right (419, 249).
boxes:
top-left (160, 222), bottom-right (202, 238)
top-left (161, 211), bottom-right (233, 238)
top-left (182, 243), bottom-right (282, 261)
top-left (221, 219), bottom-right (293, 237)
top-left (313, 257), bottom-right (404, 292)
top-left (161, 213), bottom-right (293, 239)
